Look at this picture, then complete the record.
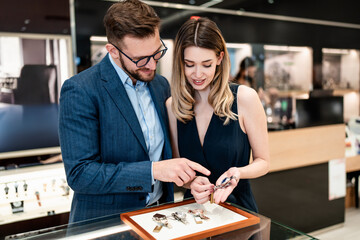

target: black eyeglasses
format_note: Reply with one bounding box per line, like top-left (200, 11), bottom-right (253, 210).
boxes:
top-left (110, 39), bottom-right (167, 68)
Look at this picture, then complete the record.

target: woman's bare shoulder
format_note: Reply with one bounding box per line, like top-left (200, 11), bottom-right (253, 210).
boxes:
top-left (236, 85), bottom-right (259, 105)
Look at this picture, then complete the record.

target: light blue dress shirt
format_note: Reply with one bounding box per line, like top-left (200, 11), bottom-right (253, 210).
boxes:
top-left (109, 55), bottom-right (164, 205)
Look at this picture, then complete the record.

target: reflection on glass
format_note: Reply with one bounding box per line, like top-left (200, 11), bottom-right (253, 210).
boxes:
top-left (0, 33), bottom-right (73, 158)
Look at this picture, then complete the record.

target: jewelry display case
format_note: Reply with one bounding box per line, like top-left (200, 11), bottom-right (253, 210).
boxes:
top-left (0, 163), bottom-right (72, 228)
top-left (5, 199), bottom-right (316, 240)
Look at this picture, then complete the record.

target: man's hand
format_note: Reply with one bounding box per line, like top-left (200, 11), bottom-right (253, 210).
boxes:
top-left (153, 158), bottom-right (210, 186)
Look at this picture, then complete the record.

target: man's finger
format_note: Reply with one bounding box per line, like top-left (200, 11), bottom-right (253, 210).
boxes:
top-left (178, 171), bottom-right (191, 184)
top-left (187, 161), bottom-right (210, 176)
top-left (174, 177), bottom-right (184, 187)
top-left (184, 168), bottom-right (196, 181)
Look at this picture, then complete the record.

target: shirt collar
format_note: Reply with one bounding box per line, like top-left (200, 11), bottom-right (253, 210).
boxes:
top-left (108, 54), bottom-right (147, 88)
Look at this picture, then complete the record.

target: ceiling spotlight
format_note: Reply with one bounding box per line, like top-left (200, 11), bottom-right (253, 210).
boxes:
top-left (189, 0), bottom-right (195, 5)
top-left (268, 0), bottom-right (274, 4)
top-left (24, 19), bottom-right (30, 24)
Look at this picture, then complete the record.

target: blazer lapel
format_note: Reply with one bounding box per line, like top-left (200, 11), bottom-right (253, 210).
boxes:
top-left (100, 56), bottom-right (148, 153)
top-left (148, 81), bottom-right (167, 127)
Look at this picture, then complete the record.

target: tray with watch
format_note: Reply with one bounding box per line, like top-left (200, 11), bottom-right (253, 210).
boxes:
top-left (120, 198), bottom-right (260, 240)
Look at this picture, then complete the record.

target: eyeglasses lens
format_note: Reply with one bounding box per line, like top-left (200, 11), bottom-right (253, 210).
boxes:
top-left (136, 49), bottom-right (167, 67)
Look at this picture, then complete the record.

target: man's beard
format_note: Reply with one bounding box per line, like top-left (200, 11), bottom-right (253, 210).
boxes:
top-left (120, 56), bottom-right (156, 83)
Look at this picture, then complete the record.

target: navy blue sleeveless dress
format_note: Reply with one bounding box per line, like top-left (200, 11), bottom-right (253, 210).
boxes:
top-left (177, 84), bottom-right (258, 212)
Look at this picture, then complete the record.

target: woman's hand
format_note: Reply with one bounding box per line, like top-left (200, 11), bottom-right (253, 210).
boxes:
top-left (190, 176), bottom-right (214, 204)
top-left (213, 167), bottom-right (240, 204)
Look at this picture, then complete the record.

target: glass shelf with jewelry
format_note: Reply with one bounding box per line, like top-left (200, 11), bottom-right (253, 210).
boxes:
top-left (0, 163), bottom-right (73, 226)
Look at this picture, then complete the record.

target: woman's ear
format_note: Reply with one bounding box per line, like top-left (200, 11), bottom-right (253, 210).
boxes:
top-left (217, 51), bottom-right (224, 65)
top-left (105, 43), bottom-right (120, 59)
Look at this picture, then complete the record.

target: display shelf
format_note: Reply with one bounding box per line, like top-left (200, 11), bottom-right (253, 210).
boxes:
top-left (275, 90), bottom-right (309, 98)
top-left (333, 89), bottom-right (360, 96)
top-left (0, 163), bottom-right (72, 225)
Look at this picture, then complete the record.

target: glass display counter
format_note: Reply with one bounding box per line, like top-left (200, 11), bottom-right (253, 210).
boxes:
top-left (5, 200), bottom-right (317, 240)
top-left (0, 162), bottom-right (72, 226)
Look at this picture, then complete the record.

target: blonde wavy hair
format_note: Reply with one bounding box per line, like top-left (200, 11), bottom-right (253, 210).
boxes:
top-left (171, 17), bottom-right (237, 125)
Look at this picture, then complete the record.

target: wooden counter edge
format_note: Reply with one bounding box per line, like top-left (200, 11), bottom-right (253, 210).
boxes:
top-left (268, 124), bottom-right (345, 172)
top-left (346, 155), bottom-right (360, 172)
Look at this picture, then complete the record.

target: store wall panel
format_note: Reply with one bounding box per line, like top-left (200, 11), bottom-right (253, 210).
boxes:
top-left (251, 163), bottom-right (345, 233)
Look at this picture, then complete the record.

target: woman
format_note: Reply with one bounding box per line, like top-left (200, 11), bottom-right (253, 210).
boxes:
top-left (166, 17), bottom-right (270, 212)
top-left (232, 56), bottom-right (257, 89)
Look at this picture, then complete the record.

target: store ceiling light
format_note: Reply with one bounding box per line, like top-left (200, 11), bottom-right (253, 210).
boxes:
top-left (322, 48), bottom-right (350, 55)
top-left (90, 36), bottom-right (107, 42)
top-left (201, 0), bottom-right (223, 8)
top-left (264, 45), bottom-right (310, 52)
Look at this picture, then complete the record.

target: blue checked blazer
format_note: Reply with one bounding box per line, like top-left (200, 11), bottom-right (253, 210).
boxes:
top-left (59, 54), bottom-right (173, 223)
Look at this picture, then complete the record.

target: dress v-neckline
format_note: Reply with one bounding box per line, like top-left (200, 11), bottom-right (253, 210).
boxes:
top-left (194, 112), bottom-right (215, 148)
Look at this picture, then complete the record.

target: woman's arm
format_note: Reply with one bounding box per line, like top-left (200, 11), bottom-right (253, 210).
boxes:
top-left (236, 85), bottom-right (270, 179)
top-left (213, 85), bottom-right (270, 204)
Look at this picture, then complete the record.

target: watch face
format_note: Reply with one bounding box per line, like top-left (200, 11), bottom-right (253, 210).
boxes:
top-left (152, 213), bottom-right (172, 229)
top-left (174, 211), bottom-right (186, 219)
top-left (214, 177), bottom-right (230, 190)
top-left (172, 211), bottom-right (188, 224)
top-left (12, 201), bottom-right (22, 207)
top-left (153, 213), bottom-right (166, 220)
top-left (10, 200), bottom-right (24, 214)
top-left (221, 177), bottom-right (231, 185)
top-left (215, 176), bottom-right (237, 191)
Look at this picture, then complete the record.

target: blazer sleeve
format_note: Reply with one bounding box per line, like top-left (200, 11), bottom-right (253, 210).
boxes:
top-left (59, 78), bottom-right (153, 195)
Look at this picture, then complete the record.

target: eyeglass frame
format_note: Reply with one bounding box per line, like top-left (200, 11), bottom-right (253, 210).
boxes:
top-left (109, 38), bottom-right (168, 68)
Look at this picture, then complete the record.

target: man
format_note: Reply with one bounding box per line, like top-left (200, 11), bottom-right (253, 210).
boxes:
top-left (59, 0), bottom-right (210, 223)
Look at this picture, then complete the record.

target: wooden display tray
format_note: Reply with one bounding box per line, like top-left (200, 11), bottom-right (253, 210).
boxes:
top-left (120, 199), bottom-right (260, 240)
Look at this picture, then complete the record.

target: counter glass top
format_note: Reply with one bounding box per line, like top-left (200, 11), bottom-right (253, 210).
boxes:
top-left (5, 199), bottom-right (316, 240)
